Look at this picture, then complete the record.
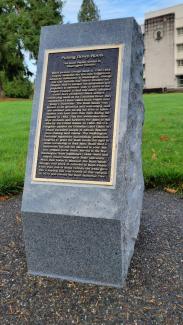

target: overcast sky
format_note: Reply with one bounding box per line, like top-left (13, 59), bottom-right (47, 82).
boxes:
top-left (27, 0), bottom-right (183, 77)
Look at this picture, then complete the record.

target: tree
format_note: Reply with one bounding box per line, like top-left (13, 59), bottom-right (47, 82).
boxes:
top-left (78, 0), bottom-right (100, 23)
top-left (0, 1), bottom-right (24, 96)
top-left (0, 0), bottom-right (64, 98)
top-left (19, 0), bottom-right (64, 60)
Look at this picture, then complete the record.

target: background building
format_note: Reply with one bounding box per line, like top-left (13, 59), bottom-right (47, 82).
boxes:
top-left (143, 4), bottom-right (183, 90)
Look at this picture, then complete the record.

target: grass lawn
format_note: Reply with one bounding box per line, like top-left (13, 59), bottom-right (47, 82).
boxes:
top-left (0, 101), bottom-right (32, 194)
top-left (143, 93), bottom-right (183, 189)
top-left (0, 93), bottom-right (183, 194)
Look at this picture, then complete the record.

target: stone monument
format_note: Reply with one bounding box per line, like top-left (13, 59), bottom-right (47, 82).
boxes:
top-left (21, 18), bottom-right (144, 288)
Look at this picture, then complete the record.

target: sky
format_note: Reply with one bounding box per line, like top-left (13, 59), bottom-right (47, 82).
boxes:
top-left (26, 0), bottom-right (183, 77)
top-left (63, 0), bottom-right (182, 24)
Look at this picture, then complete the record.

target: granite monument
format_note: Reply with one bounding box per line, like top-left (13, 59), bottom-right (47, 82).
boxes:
top-left (21, 18), bottom-right (144, 288)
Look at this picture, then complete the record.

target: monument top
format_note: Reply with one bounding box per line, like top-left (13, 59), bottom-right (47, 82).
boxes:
top-left (22, 17), bottom-right (143, 218)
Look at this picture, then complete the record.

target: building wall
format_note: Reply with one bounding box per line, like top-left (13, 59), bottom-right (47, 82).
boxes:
top-left (144, 4), bottom-right (183, 89)
top-left (175, 15), bottom-right (183, 78)
top-left (144, 14), bottom-right (176, 89)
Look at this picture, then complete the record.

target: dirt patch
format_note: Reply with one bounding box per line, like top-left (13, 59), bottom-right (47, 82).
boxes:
top-left (0, 97), bottom-right (31, 102)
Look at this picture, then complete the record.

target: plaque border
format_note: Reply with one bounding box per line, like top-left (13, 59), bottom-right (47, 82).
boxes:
top-left (32, 44), bottom-right (123, 186)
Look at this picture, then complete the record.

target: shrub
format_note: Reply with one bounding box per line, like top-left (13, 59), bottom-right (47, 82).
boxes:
top-left (2, 77), bottom-right (33, 98)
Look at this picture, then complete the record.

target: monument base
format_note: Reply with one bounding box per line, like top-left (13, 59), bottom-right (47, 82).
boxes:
top-left (23, 212), bottom-right (123, 287)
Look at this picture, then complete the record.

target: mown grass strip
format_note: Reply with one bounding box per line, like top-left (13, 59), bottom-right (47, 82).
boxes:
top-left (0, 93), bottom-right (183, 194)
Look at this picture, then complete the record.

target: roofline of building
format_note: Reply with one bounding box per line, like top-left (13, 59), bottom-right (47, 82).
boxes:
top-left (145, 3), bottom-right (183, 19)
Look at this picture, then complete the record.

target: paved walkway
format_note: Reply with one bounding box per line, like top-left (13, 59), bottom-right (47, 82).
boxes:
top-left (0, 190), bottom-right (183, 324)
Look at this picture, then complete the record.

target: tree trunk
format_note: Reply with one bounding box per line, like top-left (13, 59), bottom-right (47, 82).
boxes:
top-left (0, 83), bottom-right (4, 98)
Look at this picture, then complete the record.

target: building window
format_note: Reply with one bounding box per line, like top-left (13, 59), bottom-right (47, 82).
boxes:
top-left (177, 60), bottom-right (183, 66)
top-left (155, 30), bottom-right (163, 40)
top-left (177, 44), bottom-right (183, 52)
top-left (177, 76), bottom-right (183, 87)
top-left (177, 27), bottom-right (183, 35)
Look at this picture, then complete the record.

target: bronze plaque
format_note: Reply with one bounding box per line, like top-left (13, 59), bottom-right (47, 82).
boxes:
top-left (32, 45), bottom-right (122, 185)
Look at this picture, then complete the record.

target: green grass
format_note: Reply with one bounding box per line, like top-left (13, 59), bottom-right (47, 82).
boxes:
top-left (143, 93), bottom-right (183, 189)
top-left (0, 93), bottom-right (183, 194)
top-left (0, 101), bottom-right (32, 194)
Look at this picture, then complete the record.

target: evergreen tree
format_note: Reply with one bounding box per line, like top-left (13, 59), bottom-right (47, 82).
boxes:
top-left (0, 0), bottom-right (64, 97)
top-left (20, 0), bottom-right (63, 60)
top-left (78, 0), bottom-right (100, 22)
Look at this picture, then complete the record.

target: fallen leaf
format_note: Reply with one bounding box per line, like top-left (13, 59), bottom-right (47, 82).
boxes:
top-left (67, 282), bottom-right (76, 288)
top-left (151, 149), bottom-right (157, 160)
top-left (0, 195), bottom-right (9, 201)
top-left (143, 306), bottom-right (152, 311)
top-left (8, 305), bottom-right (14, 315)
top-left (148, 299), bottom-right (156, 304)
top-left (152, 153), bottom-right (157, 160)
top-left (16, 214), bottom-right (21, 224)
top-left (151, 149), bottom-right (158, 160)
top-left (164, 187), bottom-right (178, 194)
top-left (160, 135), bottom-right (169, 141)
